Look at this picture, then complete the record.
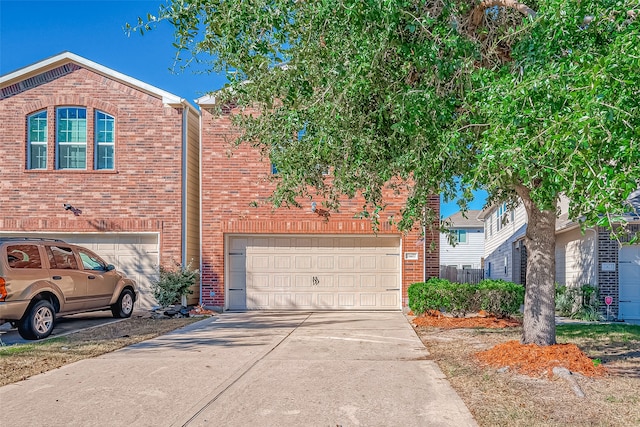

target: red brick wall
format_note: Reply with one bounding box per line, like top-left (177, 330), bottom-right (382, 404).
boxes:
top-left (0, 65), bottom-right (185, 265)
top-left (200, 108), bottom-right (440, 308)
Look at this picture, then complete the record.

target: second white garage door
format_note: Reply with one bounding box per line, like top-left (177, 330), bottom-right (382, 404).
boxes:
top-left (227, 235), bottom-right (402, 310)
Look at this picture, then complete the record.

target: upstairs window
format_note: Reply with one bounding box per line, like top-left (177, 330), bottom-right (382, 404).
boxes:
top-left (56, 107), bottom-right (87, 169)
top-left (95, 111), bottom-right (115, 169)
top-left (27, 111), bottom-right (48, 169)
top-left (455, 230), bottom-right (468, 244)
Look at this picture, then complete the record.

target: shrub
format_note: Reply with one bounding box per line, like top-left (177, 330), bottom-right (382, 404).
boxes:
top-left (151, 261), bottom-right (199, 307)
top-left (408, 278), bottom-right (524, 318)
top-left (476, 279), bottom-right (525, 318)
top-left (555, 284), bottom-right (602, 321)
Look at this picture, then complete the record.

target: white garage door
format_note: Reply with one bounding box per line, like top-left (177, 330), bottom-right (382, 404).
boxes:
top-left (227, 235), bottom-right (402, 310)
top-left (0, 232), bottom-right (159, 309)
top-left (619, 245), bottom-right (640, 320)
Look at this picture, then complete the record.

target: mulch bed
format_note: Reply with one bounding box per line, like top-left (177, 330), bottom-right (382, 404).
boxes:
top-left (476, 340), bottom-right (607, 378)
top-left (412, 311), bottom-right (606, 378)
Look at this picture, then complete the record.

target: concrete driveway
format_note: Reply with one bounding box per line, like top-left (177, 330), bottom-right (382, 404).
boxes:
top-left (0, 311), bottom-right (477, 426)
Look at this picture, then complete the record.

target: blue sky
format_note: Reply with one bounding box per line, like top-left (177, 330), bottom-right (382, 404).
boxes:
top-left (1, 0), bottom-right (485, 217)
top-left (0, 0), bottom-right (227, 103)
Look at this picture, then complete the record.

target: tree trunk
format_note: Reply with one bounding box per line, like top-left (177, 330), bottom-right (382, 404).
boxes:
top-left (516, 186), bottom-right (557, 346)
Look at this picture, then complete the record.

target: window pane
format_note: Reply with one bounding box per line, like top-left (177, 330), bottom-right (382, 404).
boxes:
top-left (97, 145), bottom-right (114, 169)
top-left (57, 108), bottom-right (87, 169)
top-left (59, 145), bottom-right (87, 169)
top-left (458, 230), bottom-right (467, 243)
top-left (28, 111), bottom-right (47, 169)
top-left (30, 144), bottom-right (47, 169)
top-left (95, 111), bottom-right (115, 170)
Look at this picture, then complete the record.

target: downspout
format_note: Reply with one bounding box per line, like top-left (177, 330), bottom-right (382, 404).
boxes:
top-left (181, 103), bottom-right (189, 307)
top-left (198, 106), bottom-right (203, 307)
top-left (586, 227), bottom-right (598, 286)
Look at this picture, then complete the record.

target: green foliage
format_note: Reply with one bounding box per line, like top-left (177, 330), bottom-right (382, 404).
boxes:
top-left (131, 0), bottom-right (640, 344)
top-left (476, 279), bottom-right (525, 318)
top-left (408, 278), bottom-right (524, 317)
top-left (151, 262), bottom-right (199, 307)
top-left (555, 284), bottom-right (603, 321)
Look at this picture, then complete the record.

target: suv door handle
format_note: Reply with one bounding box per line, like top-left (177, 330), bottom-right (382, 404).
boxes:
top-left (52, 276), bottom-right (61, 280)
top-left (88, 275), bottom-right (96, 279)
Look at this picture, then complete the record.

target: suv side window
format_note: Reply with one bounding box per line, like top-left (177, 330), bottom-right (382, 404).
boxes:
top-left (46, 246), bottom-right (79, 270)
top-left (77, 248), bottom-right (107, 271)
top-left (7, 245), bottom-right (43, 269)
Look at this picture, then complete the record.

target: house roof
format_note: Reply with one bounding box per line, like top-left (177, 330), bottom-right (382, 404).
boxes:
top-left (0, 51), bottom-right (188, 108)
top-left (442, 210), bottom-right (483, 228)
top-left (556, 188), bottom-right (640, 234)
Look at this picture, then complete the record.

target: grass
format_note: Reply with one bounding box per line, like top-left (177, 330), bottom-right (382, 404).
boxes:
top-left (414, 320), bottom-right (640, 427)
top-left (0, 316), bottom-right (201, 387)
top-left (557, 323), bottom-right (640, 341)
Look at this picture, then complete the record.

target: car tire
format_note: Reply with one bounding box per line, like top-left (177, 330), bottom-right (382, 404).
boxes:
top-left (18, 299), bottom-right (56, 340)
top-left (111, 289), bottom-right (134, 318)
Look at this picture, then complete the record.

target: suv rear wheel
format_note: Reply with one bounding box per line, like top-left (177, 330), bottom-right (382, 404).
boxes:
top-left (18, 299), bottom-right (56, 340)
top-left (111, 289), bottom-right (134, 318)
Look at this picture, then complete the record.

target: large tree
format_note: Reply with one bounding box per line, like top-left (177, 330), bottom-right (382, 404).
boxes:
top-left (131, 0), bottom-right (640, 345)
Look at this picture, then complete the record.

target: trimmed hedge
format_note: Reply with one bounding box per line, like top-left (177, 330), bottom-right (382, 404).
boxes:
top-left (408, 278), bottom-right (524, 318)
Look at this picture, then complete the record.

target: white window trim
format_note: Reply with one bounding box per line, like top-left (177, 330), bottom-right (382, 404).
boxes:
top-left (56, 106), bottom-right (87, 170)
top-left (27, 110), bottom-right (48, 170)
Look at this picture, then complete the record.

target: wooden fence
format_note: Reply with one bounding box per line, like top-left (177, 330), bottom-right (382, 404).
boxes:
top-left (440, 265), bottom-right (485, 284)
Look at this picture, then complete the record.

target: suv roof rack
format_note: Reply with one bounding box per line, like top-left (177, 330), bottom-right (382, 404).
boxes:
top-left (0, 237), bottom-right (66, 243)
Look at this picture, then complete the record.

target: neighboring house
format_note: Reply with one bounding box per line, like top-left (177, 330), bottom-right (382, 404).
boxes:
top-left (197, 96), bottom-right (439, 311)
top-left (480, 194), bottom-right (640, 321)
top-left (440, 210), bottom-right (484, 270)
top-left (0, 52), bottom-right (200, 308)
top-left (479, 202), bottom-right (528, 284)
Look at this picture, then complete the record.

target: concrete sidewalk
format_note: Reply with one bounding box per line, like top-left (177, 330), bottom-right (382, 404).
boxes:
top-left (0, 311), bottom-right (477, 427)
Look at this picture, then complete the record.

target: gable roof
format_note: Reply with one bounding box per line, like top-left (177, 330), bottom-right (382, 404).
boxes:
top-left (0, 51), bottom-right (186, 107)
top-left (442, 210), bottom-right (483, 228)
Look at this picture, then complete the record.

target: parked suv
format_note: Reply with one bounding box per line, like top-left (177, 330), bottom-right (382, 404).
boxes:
top-left (0, 237), bottom-right (137, 340)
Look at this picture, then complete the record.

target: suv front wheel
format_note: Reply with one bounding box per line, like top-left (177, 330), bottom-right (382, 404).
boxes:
top-left (18, 299), bottom-right (56, 340)
top-left (111, 289), bottom-right (134, 318)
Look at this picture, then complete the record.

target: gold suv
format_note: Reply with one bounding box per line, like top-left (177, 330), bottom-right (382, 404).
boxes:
top-left (0, 237), bottom-right (137, 340)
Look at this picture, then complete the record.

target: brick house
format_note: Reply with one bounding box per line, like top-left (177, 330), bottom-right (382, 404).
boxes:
top-left (197, 96), bottom-right (439, 311)
top-left (0, 52), bottom-right (200, 308)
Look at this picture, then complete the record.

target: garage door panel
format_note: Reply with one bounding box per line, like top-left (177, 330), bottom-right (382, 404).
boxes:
top-left (360, 275), bottom-right (377, 288)
top-left (295, 294), bottom-right (313, 306)
top-left (295, 256), bottom-right (312, 269)
top-left (317, 294), bottom-right (335, 307)
top-left (380, 293), bottom-right (399, 307)
top-left (295, 275), bottom-right (313, 288)
top-left (274, 294), bottom-right (294, 307)
top-left (619, 245), bottom-right (640, 320)
top-left (251, 274), bottom-right (270, 288)
top-left (317, 256), bottom-right (334, 269)
top-left (338, 257), bottom-right (355, 269)
top-left (273, 276), bottom-right (291, 288)
top-left (338, 294), bottom-right (355, 307)
top-left (317, 275), bottom-right (334, 288)
top-left (238, 235), bottom-right (401, 310)
top-left (360, 294), bottom-right (377, 307)
top-left (248, 292), bottom-right (270, 308)
top-left (251, 255), bottom-right (270, 269)
top-left (274, 256), bottom-right (291, 269)
top-left (338, 276), bottom-right (356, 288)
